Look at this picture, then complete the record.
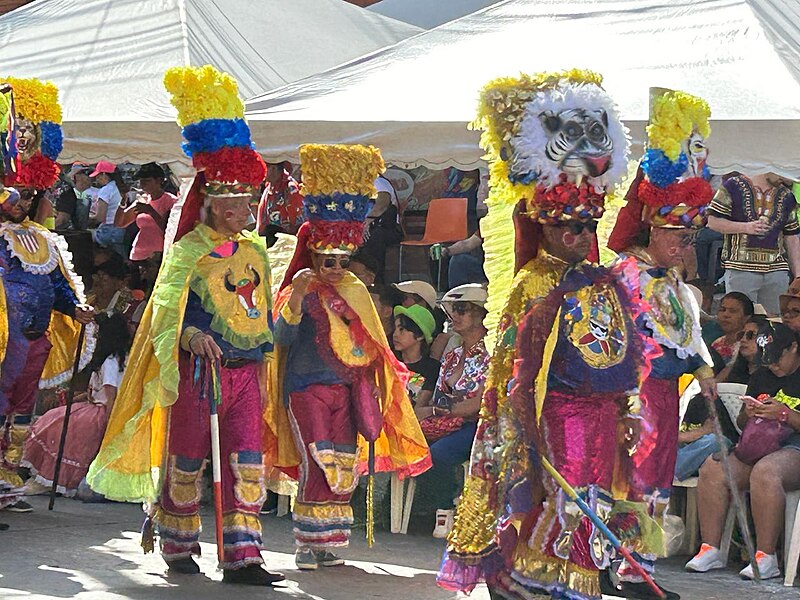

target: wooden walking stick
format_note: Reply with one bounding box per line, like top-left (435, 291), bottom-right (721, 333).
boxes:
top-left (706, 394), bottom-right (760, 581)
top-left (207, 359), bottom-right (224, 563)
top-left (49, 323), bottom-right (87, 510)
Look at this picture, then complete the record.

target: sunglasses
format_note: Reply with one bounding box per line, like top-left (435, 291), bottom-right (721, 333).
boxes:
top-left (737, 330), bottom-right (757, 341)
top-left (321, 256), bottom-right (350, 269)
top-left (449, 303), bottom-right (475, 315)
top-left (561, 220), bottom-right (598, 235)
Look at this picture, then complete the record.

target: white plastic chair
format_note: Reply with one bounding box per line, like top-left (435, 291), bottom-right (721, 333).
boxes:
top-left (783, 489), bottom-right (800, 586)
top-left (390, 473), bottom-right (416, 534)
top-left (717, 383), bottom-right (747, 435)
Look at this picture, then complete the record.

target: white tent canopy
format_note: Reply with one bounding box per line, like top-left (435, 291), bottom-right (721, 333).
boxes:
top-left (367, 0), bottom-right (502, 29)
top-left (0, 0), bottom-right (420, 165)
top-left (246, 0), bottom-right (800, 178)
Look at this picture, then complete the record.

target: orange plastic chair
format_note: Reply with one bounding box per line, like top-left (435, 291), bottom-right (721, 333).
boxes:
top-left (398, 197), bottom-right (468, 289)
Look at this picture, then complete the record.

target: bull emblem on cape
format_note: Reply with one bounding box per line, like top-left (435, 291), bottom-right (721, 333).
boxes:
top-left (224, 264), bottom-right (262, 319)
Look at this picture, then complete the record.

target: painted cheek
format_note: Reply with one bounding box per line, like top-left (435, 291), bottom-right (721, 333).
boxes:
top-left (562, 231), bottom-right (578, 247)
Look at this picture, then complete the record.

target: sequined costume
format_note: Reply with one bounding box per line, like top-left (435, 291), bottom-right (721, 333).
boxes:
top-left (0, 79), bottom-right (94, 508)
top-left (267, 144), bottom-right (430, 553)
top-left (438, 71), bottom-right (660, 600)
top-left (607, 88), bottom-right (715, 583)
top-left (87, 66), bottom-right (276, 572)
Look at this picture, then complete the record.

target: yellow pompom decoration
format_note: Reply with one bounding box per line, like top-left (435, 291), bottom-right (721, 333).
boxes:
top-left (163, 65), bottom-right (244, 127)
top-left (299, 144), bottom-right (385, 197)
top-left (646, 91), bottom-right (711, 162)
top-left (0, 77), bottom-right (62, 124)
top-left (474, 69), bottom-right (603, 348)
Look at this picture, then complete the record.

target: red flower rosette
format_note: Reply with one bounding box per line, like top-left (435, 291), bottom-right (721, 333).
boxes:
top-left (532, 175), bottom-right (605, 223)
top-left (192, 146), bottom-right (267, 186)
top-left (638, 177), bottom-right (713, 209)
top-left (307, 220), bottom-right (365, 252)
top-left (4, 153), bottom-right (60, 190)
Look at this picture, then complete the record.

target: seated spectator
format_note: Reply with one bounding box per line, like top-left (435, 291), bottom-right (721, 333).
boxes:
top-left (686, 322), bottom-right (800, 580)
top-left (114, 163), bottom-right (177, 262)
top-left (442, 229), bottom-right (486, 289)
top-left (710, 292), bottom-right (754, 366)
top-left (88, 255), bottom-right (143, 334)
top-left (394, 280), bottom-right (452, 360)
top-left (415, 284), bottom-right (489, 538)
top-left (780, 287), bottom-right (800, 334)
top-left (55, 163), bottom-right (95, 230)
top-left (360, 176), bottom-right (402, 283)
top-left (675, 316), bottom-right (767, 481)
top-left (718, 315), bottom-right (769, 384)
top-left (348, 249), bottom-right (379, 286)
top-left (392, 305), bottom-right (440, 412)
top-left (368, 283), bottom-right (404, 342)
top-left (128, 254), bottom-right (163, 333)
top-left (707, 172), bottom-right (800, 315)
top-left (21, 313), bottom-right (130, 496)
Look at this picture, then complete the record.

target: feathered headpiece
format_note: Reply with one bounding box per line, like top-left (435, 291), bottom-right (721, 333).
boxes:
top-left (608, 88), bottom-right (713, 253)
top-left (638, 87), bottom-right (713, 228)
top-left (300, 143), bottom-right (385, 255)
top-left (476, 69), bottom-right (630, 347)
top-left (163, 65), bottom-right (266, 240)
top-left (0, 77), bottom-right (63, 190)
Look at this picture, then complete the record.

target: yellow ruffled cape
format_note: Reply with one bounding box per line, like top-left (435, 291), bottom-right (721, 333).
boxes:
top-left (265, 271), bottom-right (431, 481)
top-left (86, 224), bottom-right (272, 502)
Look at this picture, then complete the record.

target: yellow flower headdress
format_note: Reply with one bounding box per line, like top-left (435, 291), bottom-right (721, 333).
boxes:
top-left (646, 89), bottom-right (710, 162)
top-left (300, 144), bottom-right (385, 254)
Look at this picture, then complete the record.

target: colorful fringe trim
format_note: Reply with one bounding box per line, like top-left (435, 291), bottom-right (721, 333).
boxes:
top-left (292, 501), bottom-right (353, 549)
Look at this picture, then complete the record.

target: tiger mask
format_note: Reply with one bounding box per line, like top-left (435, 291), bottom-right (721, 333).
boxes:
top-left (538, 108), bottom-right (613, 179)
top-left (510, 81), bottom-right (629, 192)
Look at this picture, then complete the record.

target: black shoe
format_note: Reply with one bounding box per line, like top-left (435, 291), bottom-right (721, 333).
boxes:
top-left (222, 564), bottom-right (285, 586)
top-left (167, 557), bottom-right (201, 575)
top-left (0, 523), bottom-right (8, 531)
top-left (618, 580), bottom-right (680, 600)
top-left (5, 500), bottom-right (33, 513)
top-left (598, 568), bottom-right (619, 596)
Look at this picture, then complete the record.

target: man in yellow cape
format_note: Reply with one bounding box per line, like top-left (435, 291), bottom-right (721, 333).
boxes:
top-left (87, 65), bottom-right (283, 587)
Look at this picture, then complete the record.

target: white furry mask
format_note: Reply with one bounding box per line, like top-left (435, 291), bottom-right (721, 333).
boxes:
top-left (510, 82), bottom-right (629, 192)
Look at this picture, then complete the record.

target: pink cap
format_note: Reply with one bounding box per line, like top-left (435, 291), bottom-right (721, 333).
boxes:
top-left (89, 160), bottom-right (116, 177)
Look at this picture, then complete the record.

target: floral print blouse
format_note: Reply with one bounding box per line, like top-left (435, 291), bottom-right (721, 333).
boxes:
top-left (432, 339), bottom-right (490, 418)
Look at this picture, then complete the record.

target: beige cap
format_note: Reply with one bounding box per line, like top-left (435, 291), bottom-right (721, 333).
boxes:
top-left (440, 283), bottom-right (488, 309)
top-left (394, 280), bottom-right (437, 311)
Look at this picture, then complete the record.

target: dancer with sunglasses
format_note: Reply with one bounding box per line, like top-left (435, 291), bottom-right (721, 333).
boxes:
top-left (607, 87), bottom-right (717, 599)
top-left (269, 144), bottom-right (430, 571)
top-left (438, 70), bottom-right (666, 600)
top-left (0, 79), bottom-right (95, 514)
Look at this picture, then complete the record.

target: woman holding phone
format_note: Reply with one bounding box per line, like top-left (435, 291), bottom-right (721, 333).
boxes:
top-left (686, 322), bottom-right (800, 580)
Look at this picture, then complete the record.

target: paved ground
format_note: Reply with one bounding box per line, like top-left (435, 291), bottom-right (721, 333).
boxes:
top-left (0, 496), bottom-right (797, 599)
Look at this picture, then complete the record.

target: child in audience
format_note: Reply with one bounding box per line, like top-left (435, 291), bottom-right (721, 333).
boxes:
top-left (392, 305), bottom-right (440, 415)
top-left (21, 313), bottom-right (131, 496)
